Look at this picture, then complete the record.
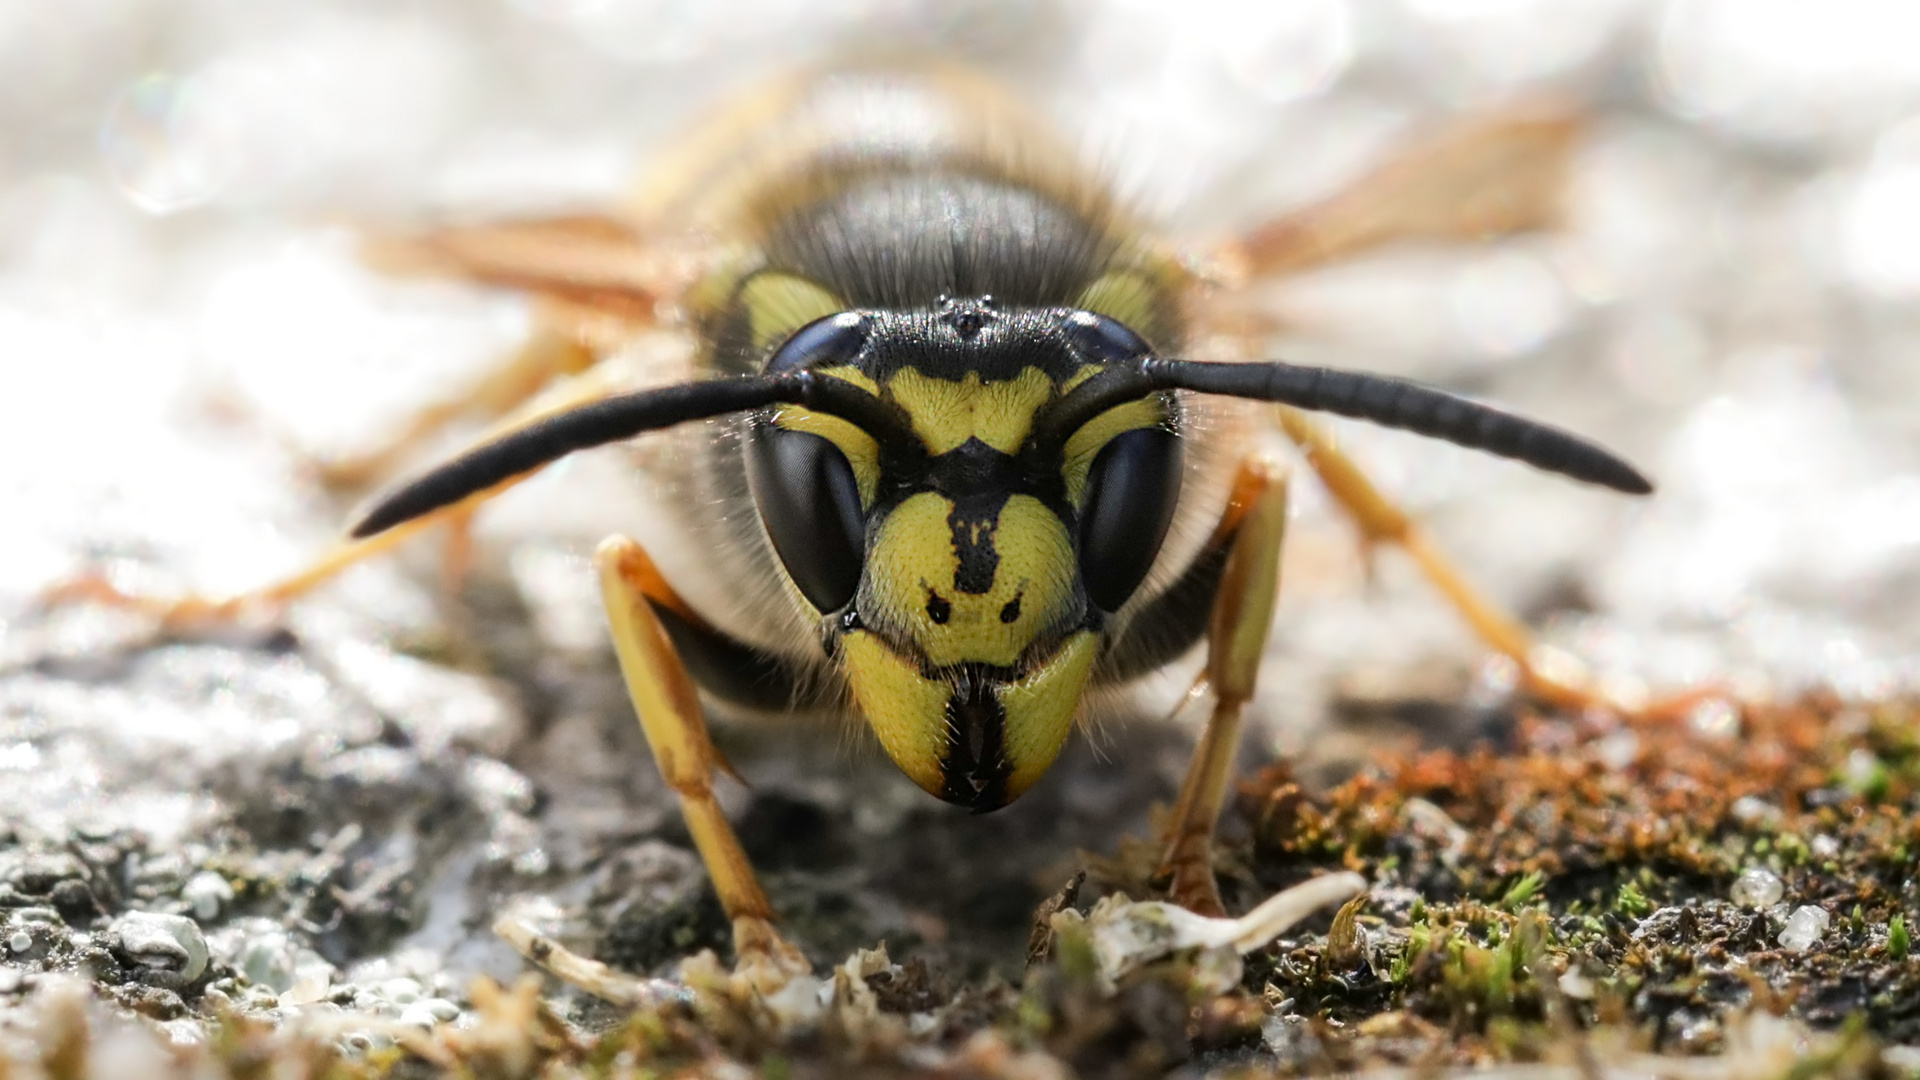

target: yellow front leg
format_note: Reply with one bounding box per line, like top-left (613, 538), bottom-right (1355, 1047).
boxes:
top-left (594, 535), bottom-right (809, 992)
top-left (1160, 458), bottom-right (1291, 917)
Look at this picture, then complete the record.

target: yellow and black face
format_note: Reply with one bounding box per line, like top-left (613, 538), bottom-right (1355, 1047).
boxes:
top-left (741, 289), bottom-right (1183, 811)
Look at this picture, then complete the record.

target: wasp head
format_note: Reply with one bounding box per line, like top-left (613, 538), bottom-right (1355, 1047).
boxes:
top-left (742, 289), bottom-right (1183, 811)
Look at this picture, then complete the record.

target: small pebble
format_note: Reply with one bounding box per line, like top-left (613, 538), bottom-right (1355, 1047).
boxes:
top-left (1778, 905), bottom-right (1830, 953)
top-left (512, 846), bottom-right (551, 876)
top-left (1595, 729), bottom-right (1640, 771)
top-left (398, 998), bottom-right (460, 1028)
top-left (7, 930), bottom-right (31, 954)
top-left (1677, 1015), bottom-right (1722, 1050)
top-left (1261, 1012), bottom-right (1322, 1069)
top-left (378, 977), bottom-right (423, 1005)
top-left (1843, 749), bottom-right (1880, 792)
top-left (1686, 697), bottom-right (1740, 739)
top-left (182, 872), bottom-right (234, 922)
top-left (1557, 968), bottom-right (1595, 1000)
top-left (112, 912), bottom-right (209, 984)
top-left (1811, 834), bottom-right (1840, 859)
top-left (1731, 867), bottom-right (1784, 909)
top-left (1730, 796), bottom-right (1780, 827)
top-left (1468, 654), bottom-right (1521, 705)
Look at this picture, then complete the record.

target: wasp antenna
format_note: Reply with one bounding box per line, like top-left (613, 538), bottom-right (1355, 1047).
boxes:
top-left (1038, 359), bottom-right (1652, 495)
top-left (1154, 359), bottom-right (1653, 495)
top-left (350, 373), bottom-right (907, 538)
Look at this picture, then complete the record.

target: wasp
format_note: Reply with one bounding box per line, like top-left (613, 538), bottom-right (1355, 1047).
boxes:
top-left (58, 67), bottom-right (1648, 988)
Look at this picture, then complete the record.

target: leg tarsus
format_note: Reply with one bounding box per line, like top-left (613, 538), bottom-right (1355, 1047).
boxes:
top-left (34, 569), bottom-right (255, 634)
top-left (1277, 406), bottom-right (1727, 720)
top-left (36, 506), bottom-right (457, 633)
top-left (438, 506), bottom-right (478, 601)
top-left (1160, 711), bottom-right (1239, 917)
top-left (730, 915), bottom-right (811, 994)
top-left (1159, 459), bottom-right (1291, 917)
top-left (594, 535), bottom-right (809, 988)
top-left (1275, 405), bottom-right (1635, 714)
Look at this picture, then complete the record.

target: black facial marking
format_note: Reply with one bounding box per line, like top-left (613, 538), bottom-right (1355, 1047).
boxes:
top-left (937, 670), bottom-right (1013, 812)
top-left (922, 437), bottom-right (1028, 596)
top-left (926, 590), bottom-right (952, 625)
top-left (947, 494), bottom-right (1004, 595)
top-left (999, 593), bottom-right (1022, 624)
top-left (927, 436), bottom-right (1024, 494)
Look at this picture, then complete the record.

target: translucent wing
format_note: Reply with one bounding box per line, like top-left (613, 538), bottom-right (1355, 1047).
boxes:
top-left (1224, 104), bottom-right (1583, 279)
top-left (361, 214), bottom-right (666, 322)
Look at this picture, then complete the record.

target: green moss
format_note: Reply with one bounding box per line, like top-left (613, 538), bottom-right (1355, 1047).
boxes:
top-left (1500, 871), bottom-right (1544, 911)
top-left (1776, 832), bottom-right (1811, 865)
top-left (1614, 882), bottom-right (1653, 919)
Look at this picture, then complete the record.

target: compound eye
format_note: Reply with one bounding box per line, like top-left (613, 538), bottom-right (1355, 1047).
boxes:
top-left (1063, 310), bottom-right (1152, 365)
top-left (746, 424), bottom-right (867, 613)
top-left (1076, 426), bottom-right (1183, 612)
top-left (765, 312), bottom-right (868, 373)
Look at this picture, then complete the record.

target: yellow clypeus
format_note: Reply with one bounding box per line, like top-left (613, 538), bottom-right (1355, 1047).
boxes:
top-left (863, 492), bottom-right (1075, 669)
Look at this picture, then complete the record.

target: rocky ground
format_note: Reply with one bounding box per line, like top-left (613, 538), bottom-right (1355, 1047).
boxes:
top-left (3, 626), bottom-right (1918, 1076)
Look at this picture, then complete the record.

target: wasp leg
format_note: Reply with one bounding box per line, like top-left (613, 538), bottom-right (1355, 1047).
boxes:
top-left (41, 506), bottom-right (473, 630)
top-left (1214, 103), bottom-right (1581, 282)
top-left (313, 328), bottom-right (598, 492)
top-left (1273, 405), bottom-right (1628, 714)
top-left (318, 212), bottom-right (677, 490)
top-left (594, 535), bottom-right (810, 992)
top-left (40, 366), bottom-right (638, 631)
top-left (1160, 457), bottom-right (1290, 917)
top-left (361, 216), bottom-right (678, 368)
top-left (363, 214), bottom-right (667, 324)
